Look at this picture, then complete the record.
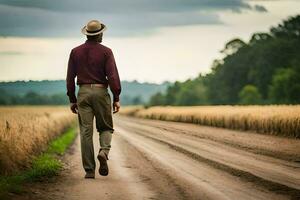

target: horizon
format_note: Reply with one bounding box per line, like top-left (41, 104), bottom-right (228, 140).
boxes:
top-left (0, 79), bottom-right (175, 85)
top-left (0, 78), bottom-right (172, 85)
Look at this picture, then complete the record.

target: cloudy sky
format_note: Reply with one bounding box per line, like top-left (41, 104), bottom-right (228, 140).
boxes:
top-left (0, 0), bottom-right (299, 83)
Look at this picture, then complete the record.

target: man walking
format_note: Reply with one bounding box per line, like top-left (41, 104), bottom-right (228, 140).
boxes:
top-left (66, 20), bottom-right (121, 178)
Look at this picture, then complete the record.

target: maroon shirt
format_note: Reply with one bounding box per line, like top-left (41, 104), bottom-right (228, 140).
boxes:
top-left (66, 40), bottom-right (121, 103)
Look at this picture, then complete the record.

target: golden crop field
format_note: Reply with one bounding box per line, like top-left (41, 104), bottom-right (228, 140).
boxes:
top-left (120, 105), bottom-right (300, 138)
top-left (119, 105), bottom-right (144, 116)
top-left (0, 106), bottom-right (76, 175)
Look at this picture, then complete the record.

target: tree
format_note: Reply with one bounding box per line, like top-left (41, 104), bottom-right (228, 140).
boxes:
top-left (132, 96), bottom-right (143, 105)
top-left (271, 15), bottom-right (300, 38)
top-left (148, 92), bottom-right (165, 106)
top-left (239, 85), bottom-right (262, 105)
top-left (0, 89), bottom-right (10, 105)
top-left (174, 78), bottom-right (208, 105)
top-left (164, 81), bottom-right (181, 105)
top-left (221, 38), bottom-right (246, 56)
top-left (269, 68), bottom-right (300, 104)
top-left (147, 14), bottom-right (300, 106)
top-left (207, 14), bottom-right (300, 104)
top-left (249, 33), bottom-right (272, 45)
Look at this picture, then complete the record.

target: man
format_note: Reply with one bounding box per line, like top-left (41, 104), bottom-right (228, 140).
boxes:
top-left (66, 20), bottom-right (121, 178)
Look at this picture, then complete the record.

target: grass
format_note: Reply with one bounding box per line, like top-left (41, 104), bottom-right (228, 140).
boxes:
top-left (0, 106), bottom-right (76, 175)
top-left (119, 105), bottom-right (300, 138)
top-left (47, 128), bottom-right (78, 155)
top-left (0, 127), bottom-right (77, 198)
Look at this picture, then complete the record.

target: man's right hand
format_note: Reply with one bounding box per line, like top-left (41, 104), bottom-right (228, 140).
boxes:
top-left (70, 103), bottom-right (78, 114)
top-left (113, 101), bottom-right (120, 114)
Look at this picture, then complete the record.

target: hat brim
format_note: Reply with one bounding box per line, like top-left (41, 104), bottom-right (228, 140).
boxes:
top-left (81, 24), bottom-right (107, 36)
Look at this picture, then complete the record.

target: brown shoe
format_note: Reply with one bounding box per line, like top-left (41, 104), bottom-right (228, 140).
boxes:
top-left (97, 150), bottom-right (109, 176)
top-left (84, 171), bottom-right (95, 179)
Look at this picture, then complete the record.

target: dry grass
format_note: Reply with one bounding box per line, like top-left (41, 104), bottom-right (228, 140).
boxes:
top-left (0, 106), bottom-right (76, 175)
top-left (119, 105), bottom-right (145, 116)
top-left (120, 105), bottom-right (300, 138)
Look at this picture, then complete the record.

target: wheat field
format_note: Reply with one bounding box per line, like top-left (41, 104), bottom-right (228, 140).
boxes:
top-left (0, 106), bottom-right (76, 175)
top-left (120, 105), bottom-right (300, 138)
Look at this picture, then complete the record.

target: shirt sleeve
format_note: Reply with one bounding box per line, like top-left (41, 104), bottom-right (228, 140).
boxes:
top-left (105, 49), bottom-right (121, 102)
top-left (66, 50), bottom-right (77, 103)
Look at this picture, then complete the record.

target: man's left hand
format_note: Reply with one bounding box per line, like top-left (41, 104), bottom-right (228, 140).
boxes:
top-left (70, 103), bottom-right (78, 114)
top-left (113, 101), bottom-right (120, 114)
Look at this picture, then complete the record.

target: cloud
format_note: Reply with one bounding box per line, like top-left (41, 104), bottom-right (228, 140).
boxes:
top-left (0, 0), bottom-right (267, 37)
top-left (253, 5), bottom-right (268, 12)
top-left (0, 0), bottom-right (258, 13)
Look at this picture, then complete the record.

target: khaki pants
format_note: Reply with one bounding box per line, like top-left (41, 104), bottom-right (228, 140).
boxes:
top-left (77, 86), bottom-right (113, 173)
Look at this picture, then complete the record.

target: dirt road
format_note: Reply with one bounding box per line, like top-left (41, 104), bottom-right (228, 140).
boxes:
top-left (22, 115), bottom-right (300, 200)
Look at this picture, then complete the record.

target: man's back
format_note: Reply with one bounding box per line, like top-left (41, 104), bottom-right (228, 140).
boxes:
top-left (67, 40), bottom-right (121, 103)
top-left (72, 41), bottom-right (112, 85)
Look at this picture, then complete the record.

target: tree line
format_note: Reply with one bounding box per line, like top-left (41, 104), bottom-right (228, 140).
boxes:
top-left (149, 15), bottom-right (300, 106)
top-left (0, 89), bottom-right (69, 105)
top-left (0, 80), bottom-right (168, 105)
top-left (0, 89), bottom-right (146, 105)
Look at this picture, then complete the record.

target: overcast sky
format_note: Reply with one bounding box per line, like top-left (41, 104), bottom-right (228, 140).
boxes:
top-left (0, 0), bottom-right (299, 83)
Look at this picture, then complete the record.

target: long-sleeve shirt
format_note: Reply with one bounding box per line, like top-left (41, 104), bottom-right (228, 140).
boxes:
top-left (66, 40), bottom-right (121, 103)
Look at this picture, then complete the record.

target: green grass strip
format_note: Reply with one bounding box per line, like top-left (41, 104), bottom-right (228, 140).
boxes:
top-left (0, 126), bottom-right (77, 198)
top-left (47, 127), bottom-right (77, 155)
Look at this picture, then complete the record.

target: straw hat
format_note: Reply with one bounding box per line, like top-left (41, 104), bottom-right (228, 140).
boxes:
top-left (81, 20), bottom-right (107, 36)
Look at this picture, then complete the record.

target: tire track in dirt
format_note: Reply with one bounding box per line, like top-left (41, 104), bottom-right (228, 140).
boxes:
top-left (118, 116), bottom-right (300, 162)
top-left (118, 119), bottom-right (300, 189)
top-left (114, 135), bottom-right (193, 200)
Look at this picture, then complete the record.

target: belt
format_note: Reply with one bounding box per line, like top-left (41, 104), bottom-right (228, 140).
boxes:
top-left (79, 83), bottom-right (107, 88)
